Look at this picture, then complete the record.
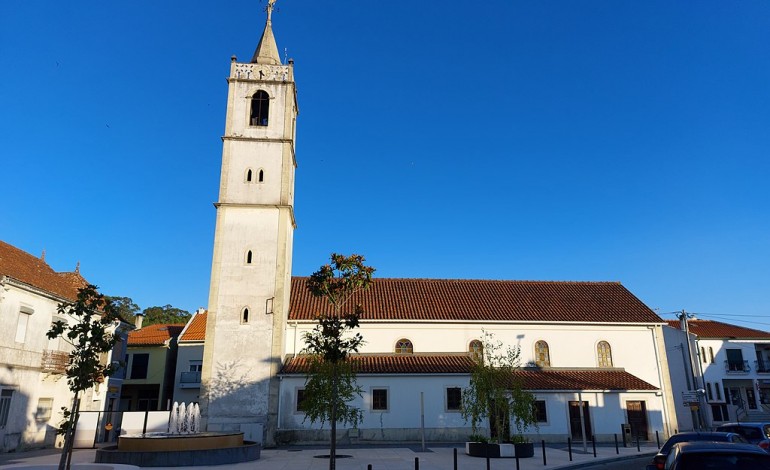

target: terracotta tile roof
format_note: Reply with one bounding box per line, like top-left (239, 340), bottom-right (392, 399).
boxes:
top-left (289, 277), bottom-right (662, 323)
top-left (666, 320), bottom-right (770, 339)
top-left (127, 324), bottom-right (185, 346)
top-left (179, 311), bottom-right (207, 342)
top-left (280, 354), bottom-right (657, 391)
top-left (0, 240), bottom-right (89, 301)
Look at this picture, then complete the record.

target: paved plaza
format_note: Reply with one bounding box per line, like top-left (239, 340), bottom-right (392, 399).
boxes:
top-left (0, 442), bottom-right (656, 470)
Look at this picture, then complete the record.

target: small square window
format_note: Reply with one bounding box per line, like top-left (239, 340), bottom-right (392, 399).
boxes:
top-left (446, 387), bottom-right (462, 411)
top-left (533, 400), bottom-right (547, 423)
top-left (36, 398), bottom-right (54, 421)
top-left (372, 388), bottom-right (388, 411)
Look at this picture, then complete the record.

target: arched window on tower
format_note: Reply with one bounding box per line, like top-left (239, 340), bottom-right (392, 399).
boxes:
top-left (241, 307), bottom-right (250, 324)
top-left (258, 169), bottom-right (264, 183)
top-left (250, 90), bottom-right (269, 126)
top-left (246, 250), bottom-right (253, 264)
top-left (535, 341), bottom-right (550, 367)
top-left (246, 169), bottom-right (253, 182)
top-left (395, 338), bottom-right (413, 354)
top-left (597, 341), bottom-right (613, 368)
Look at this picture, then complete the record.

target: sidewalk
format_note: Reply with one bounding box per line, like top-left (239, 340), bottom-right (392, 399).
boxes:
top-left (0, 443), bottom-right (656, 469)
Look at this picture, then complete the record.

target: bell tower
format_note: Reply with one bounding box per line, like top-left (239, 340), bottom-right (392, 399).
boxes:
top-left (200, 0), bottom-right (297, 446)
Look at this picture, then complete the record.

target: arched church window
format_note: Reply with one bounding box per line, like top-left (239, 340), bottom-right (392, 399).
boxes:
top-left (469, 340), bottom-right (483, 360)
top-left (395, 338), bottom-right (413, 354)
top-left (535, 341), bottom-right (550, 367)
top-left (246, 169), bottom-right (253, 182)
top-left (250, 90), bottom-right (269, 126)
top-left (597, 341), bottom-right (612, 367)
top-left (246, 250), bottom-right (253, 264)
top-left (258, 169), bottom-right (264, 183)
top-left (241, 307), bottom-right (250, 324)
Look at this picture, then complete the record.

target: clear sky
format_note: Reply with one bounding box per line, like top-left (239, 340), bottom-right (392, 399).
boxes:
top-left (2, 1), bottom-right (769, 330)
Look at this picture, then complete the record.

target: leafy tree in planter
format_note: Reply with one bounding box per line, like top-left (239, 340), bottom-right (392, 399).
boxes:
top-left (462, 331), bottom-right (537, 444)
top-left (48, 285), bottom-right (121, 470)
top-left (301, 254), bottom-right (375, 470)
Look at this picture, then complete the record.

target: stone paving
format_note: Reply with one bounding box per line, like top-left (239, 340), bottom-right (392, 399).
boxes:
top-left (0, 442), bottom-right (657, 470)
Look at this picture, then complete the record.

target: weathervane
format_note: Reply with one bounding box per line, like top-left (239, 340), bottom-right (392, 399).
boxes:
top-left (265, 0), bottom-right (277, 21)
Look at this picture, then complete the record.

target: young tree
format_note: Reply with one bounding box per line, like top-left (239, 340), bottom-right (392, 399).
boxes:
top-left (462, 331), bottom-right (537, 444)
top-left (302, 253), bottom-right (375, 470)
top-left (47, 285), bottom-right (121, 470)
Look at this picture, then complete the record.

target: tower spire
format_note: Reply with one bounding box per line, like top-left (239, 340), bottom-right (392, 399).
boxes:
top-left (251, 0), bottom-right (281, 65)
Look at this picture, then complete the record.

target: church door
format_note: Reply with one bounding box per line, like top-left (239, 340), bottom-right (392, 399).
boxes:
top-left (626, 401), bottom-right (649, 440)
top-left (568, 401), bottom-right (592, 440)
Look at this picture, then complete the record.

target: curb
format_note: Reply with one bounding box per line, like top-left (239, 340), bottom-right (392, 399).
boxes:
top-left (551, 451), bottom-right (656, 469)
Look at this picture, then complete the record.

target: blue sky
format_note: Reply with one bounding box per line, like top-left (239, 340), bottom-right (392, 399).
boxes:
top-left (2, 1), bottom-right (769, 330)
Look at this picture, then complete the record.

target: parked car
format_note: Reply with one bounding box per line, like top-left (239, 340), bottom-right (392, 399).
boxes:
top-left (716, 422), bottom-right (770, 451)
top-left (647, 432), bottom-right (749, 470)
top-left (663, 441), bottom-right (770, 470)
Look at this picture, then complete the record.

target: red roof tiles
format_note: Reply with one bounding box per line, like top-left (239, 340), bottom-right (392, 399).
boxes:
top-left (289, 277), bottom-right (662, 323)
top-left (280, 354), bottom-right (657, 391)
top-left (0, 240), bottom-right (88, 301)
top-left (666, 320), bottom-right (770, 339)
top-left (127, 324), bottom-right (185, 346)
top-left (179, 311), bottom-right (207, 342)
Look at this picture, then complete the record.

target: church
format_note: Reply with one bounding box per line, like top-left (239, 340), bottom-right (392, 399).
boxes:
top-left (199, 2), bottom-right (678, 447)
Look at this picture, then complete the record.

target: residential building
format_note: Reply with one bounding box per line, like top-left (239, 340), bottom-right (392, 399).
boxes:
top-left (0, 240), bottom-right (131, 452)
top-left (664, 319), bottom-right (770, 429)
top-left (173, 309), bottom-right (207, 405)
top-left (120, 322), bottom-right (183, 412)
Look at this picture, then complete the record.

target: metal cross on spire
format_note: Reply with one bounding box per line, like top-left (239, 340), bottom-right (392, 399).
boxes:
top-left (266, 0), bottom-right (277, 22)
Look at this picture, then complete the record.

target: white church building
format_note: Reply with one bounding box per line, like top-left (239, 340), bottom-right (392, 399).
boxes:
top-left (199, 2), bottom-right (679, 447)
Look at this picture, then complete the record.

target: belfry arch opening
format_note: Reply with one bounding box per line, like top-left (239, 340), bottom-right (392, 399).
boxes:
top-left (250, 90), bottom-right (269, 126)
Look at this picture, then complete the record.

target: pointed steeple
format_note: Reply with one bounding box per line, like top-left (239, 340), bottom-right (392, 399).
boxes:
top-left (251, 0), bottom-right (281, 65)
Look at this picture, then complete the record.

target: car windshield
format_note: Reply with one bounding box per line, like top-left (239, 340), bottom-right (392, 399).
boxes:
top-left (679, 452), bottom-right (770, 470)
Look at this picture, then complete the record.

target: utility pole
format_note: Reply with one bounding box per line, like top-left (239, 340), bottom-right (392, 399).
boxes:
top-left (678, 310), bottom-right (709, 430)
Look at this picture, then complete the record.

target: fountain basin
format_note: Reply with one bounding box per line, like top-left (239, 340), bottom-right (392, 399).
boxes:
top-left (95, 432), bottom-right (260, 467)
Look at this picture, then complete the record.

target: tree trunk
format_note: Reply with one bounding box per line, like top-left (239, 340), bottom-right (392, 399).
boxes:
top-left (58, 393), bottom-right (80, 470)
top-left (329, 364), bottom-right (337, 470)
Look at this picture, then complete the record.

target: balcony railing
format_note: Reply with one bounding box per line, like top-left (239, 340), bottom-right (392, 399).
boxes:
top-left (180, 371), bottom-right (201, 384)
top-left (41, 350), bottom-right (69, 374)
top-left (725, 360), bottom-right (750, 373)
top-left (756, 359), bottom-right (770, 374)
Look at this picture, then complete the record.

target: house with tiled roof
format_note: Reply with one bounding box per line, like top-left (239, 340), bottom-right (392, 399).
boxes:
top-left (663, 318), bottom-right (770, 430)
top-left (172, 309), bottom-right (207, 404)
top-left (271, 277), bottom-right (676, 444)
top-left (120, 321), bottom-right (184, 412)
top-left (0, 240), bottom-right (132, 452)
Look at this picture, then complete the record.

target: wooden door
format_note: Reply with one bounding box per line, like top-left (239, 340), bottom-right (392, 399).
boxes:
top-left (626, 401), bottom-right (649, 440)
top-left (569, 401), bottom-right (592, 440)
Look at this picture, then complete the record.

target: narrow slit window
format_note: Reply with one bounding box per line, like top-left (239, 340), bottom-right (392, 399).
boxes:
top-left (250, 90), bottom-right (269, 126)
top-left (246, 169), bottom-right (253, 182)
top-left (242, 308), bottom-right (250, 324)
top-left (258, 169), bottom-right (264, 182)
top-left (246, 251), bottom-right (253, 264)
top-left (709, 347), bottom-right (715, 364)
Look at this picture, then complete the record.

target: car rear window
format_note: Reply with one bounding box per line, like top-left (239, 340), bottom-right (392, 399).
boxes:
top-left (679, 452), bottom-right (770, 470)
top-left (660, 434), bottom-right (729, 454)
top-left (764, 425), bottom-right (770, 439)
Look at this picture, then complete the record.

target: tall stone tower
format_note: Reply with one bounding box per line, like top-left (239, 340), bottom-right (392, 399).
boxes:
top-left (200, 0), bottom-right (297, 446)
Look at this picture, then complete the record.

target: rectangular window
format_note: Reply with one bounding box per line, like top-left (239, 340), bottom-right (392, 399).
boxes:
top-left (706, 383), bottom-right (713, 400)
top-left (36, 398), bottom-right (54, 421)
top-left (296, 389), bottom-right (308, 412)
top-left (189, 360), bottom-right (203, 372)
top-left (700, 347), bottom-right (707, 363)
top-left (533, 400), bottom-right (548, 422)
top-left (15, 310), bottom-right (32, 343)
top-left (130, 353), bottom-right (149, 379)
top-left (711, 404), bottom-right (728, 422)
top-left (0, 389), bottom-right (13, 428)
top-left (726, 349), bottom-right (744, 371)
top-left (715, 382), bottom-right (722, 401)
top-left (372, 388), bottom-right (388, 411)
top-left (446, 387), bottom-right (462, 411)
top-left (709, 347), bottom-right (715, 364)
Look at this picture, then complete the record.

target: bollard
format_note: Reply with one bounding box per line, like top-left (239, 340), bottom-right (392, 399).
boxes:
top-left (656, 430), bottom-right (660, 448)
top-left (614, 434), bottom-right (619, 454)
top-left (415, 456), bottom-right (419, 470)
top-left (592, 435), bottom-right (596, 457)
top-left (368, 465), bottom-right (372, 470)
top-left (636, 434), bottom-right (641, 452)
top-left (516, 453), bottom-right (520, 470)
top-left (568, 438), bottom-right (572, 461)
top-left (453, 447), bottom-right (457, 470)
top-left (486, 446), bottom-right (490, 470)
top-left (542, 440), bottom-right (547, 466)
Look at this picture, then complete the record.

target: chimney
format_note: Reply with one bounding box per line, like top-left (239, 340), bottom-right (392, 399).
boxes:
top-left (134, 312), bottom-right (144, 330)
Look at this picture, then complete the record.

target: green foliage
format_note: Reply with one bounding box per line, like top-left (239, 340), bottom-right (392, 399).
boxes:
top-left (301, 253), bottom-right (374, 469)
top-left (468, 433), bottom-right (489, 444)
top-left (141, 304), bottom-right (191, 326)
top-left (47, 285), bottom-right (120, 393)
top-left (55, 407), bottom-right (72, 436)
top-left (461, 331), bottom-right (537, 443)
top-left (104, 296), bottom-right (140, 321)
